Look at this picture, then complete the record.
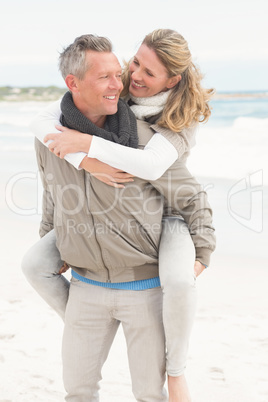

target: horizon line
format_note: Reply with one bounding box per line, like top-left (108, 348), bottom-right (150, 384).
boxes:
top-left (0, 86), bottom-right (268, 94)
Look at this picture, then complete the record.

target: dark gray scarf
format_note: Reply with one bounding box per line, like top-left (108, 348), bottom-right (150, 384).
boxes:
top-left (60, 91), bottom-right (138, 148)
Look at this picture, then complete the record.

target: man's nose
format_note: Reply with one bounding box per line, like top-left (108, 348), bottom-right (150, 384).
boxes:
top-left (109, 76), bottom-right (123, 90)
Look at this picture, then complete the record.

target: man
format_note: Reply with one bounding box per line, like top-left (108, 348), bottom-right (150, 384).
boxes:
top-left (34, 34), bottom-right (215, 401)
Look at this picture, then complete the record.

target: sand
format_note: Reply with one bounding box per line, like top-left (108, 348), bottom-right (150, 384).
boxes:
top-left (1, 150), bottom-right (268, 401)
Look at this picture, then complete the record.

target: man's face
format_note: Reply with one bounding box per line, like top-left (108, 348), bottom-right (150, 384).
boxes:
top-left (74, 51), bottom-right (123, 126)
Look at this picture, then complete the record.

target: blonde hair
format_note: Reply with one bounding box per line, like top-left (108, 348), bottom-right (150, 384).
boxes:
top-left (121, 29), bottom-right (214, 132)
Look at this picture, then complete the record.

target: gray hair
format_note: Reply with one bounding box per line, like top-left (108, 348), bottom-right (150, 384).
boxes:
top-left (59, 34), bottom-right (113, 80)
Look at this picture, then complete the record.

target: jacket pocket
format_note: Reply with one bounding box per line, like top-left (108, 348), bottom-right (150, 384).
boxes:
top-left (132, 223), bottom-right (158, 257)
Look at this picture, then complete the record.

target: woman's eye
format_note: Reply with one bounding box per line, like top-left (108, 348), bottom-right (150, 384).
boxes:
top-left (133, 60), bottom-right (139, 66)
top-left (146, 71), bottom-right (153, 77)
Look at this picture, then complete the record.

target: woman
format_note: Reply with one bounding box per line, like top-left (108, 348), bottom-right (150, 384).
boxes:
top-left (23, 29), bottom-right (215, 401)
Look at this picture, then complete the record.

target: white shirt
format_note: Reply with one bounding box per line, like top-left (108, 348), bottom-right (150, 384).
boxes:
top-left (30, 99), bottom-right (179, 180)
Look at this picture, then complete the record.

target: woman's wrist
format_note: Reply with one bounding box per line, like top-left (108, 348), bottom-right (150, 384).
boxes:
top-left (80, 133), bottom-right (92, 153)
top-left (79, 156), bottom-right (97, 172)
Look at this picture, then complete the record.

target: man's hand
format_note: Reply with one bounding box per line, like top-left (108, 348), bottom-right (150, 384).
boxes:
top-left (194, 260), bottom-right (206, 277)
top-left (44, 125), bottom-right (92, 158)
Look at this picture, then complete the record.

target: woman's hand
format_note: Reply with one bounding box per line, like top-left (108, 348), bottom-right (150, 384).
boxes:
top-left (80, 157), bottom-right (135, 189)
top-left (44, 125), bottom-right (92, 158)
top-left (194, 260), bottom-right (206, 277)
top-left (59, 262), bottom-right (70, 275)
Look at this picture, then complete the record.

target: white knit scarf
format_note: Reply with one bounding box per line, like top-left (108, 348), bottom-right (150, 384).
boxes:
top-left (128, 90), bottom-right (172, 120)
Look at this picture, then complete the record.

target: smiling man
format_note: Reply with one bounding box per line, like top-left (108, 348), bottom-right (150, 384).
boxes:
top-left (34, 34), bottom-right (168, 401)
top-left (64, 51), bottom-right (123, 126)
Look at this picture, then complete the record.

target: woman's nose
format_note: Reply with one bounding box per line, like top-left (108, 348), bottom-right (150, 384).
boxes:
top-left (131, 69), bottom-right (142, 81)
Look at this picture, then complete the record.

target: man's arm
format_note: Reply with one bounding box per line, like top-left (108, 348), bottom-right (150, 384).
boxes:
top-left (35, 138), bottom-right (54, 237)
top-left (150, 159), bottom-right (215, 267)
top-left (39, 187), bottom-right (54, 237)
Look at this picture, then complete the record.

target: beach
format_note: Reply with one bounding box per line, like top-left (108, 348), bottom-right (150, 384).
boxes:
top-left (1, 99), bottom-right (268, 401)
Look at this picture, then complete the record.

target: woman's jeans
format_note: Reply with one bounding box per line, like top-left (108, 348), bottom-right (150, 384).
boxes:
top-left (159, 217), bottom-right (196, 376)
top-left (21, 217), bottom-right (197, 376)
top-left (21, 229), bottom-right (69, 320)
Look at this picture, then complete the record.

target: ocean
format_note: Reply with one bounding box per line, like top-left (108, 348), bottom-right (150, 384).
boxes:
top-left (187, 96), bottom-right (268, 187)
top-left (209, 96), bottom-right (268, 127)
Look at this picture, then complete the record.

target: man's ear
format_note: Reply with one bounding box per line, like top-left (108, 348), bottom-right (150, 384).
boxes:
top-left (167, 74), bottom-right (181, 89)
top-left (65, 75), bottom-right (79, 93)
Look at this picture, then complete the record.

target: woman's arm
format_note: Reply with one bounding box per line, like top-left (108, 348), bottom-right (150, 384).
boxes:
top-left (33, 103), bottom-right (192, 181)
top-left (30, 99), bottom-right (87, 169)
top-left (30, 101), bottom-right (134, 187)
top-left (88, 133), bottom-right (178, 181)
top-left (45, 122), bottom-right (196, 181)
top-left (45, 129), bottom-right (179, 181)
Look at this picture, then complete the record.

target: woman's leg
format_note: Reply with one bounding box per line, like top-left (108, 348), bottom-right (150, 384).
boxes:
top-left (159, 217), bottom-right (197, 401)
top-left (21, 229), bottom-right (70, 320)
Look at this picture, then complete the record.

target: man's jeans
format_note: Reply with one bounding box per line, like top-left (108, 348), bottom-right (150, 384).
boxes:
top-left (62, 278), bottom-right (167, 401)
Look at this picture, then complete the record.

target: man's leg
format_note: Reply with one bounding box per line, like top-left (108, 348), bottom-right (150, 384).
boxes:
top-left (62, 278), bottom-right (120, 402)
top-left (21, 229), bottom-right (69, 320)
top-left (118, 287), bottom-right (168, 402)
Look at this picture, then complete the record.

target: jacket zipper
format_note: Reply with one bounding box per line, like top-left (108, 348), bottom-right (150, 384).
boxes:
top-left (85, 172), bottom-right (111, 283)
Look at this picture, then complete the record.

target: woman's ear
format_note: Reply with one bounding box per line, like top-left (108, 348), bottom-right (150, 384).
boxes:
top-left (167, 74), bottom-right (181, 89)
top-left (65, 74), bottom-right (79, 93)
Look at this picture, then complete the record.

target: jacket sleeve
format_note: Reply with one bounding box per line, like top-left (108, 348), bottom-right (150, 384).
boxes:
top-left (150, 124), bottom-right (197, 160)
top-left (39, 187), bottom-right (54, 238)
top-left (34, 138), bottom-right (54, 238)
top-left (149, 158), bottom-right (216, 266)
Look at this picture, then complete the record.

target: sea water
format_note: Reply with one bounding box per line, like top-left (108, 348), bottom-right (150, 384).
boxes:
top-left (188, 96), bottom-right (268, 185)
top-left (0, 101), bottom-right (49, 153)
top-left (209, 96), bottom-right (268, 127)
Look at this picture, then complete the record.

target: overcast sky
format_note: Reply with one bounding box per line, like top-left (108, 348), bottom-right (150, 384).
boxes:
top-left (1, 0), bottom-right (268, 92)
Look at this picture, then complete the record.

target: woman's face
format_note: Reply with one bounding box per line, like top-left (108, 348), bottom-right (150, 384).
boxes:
top-left (128, 44), bottom-right (173, 98)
